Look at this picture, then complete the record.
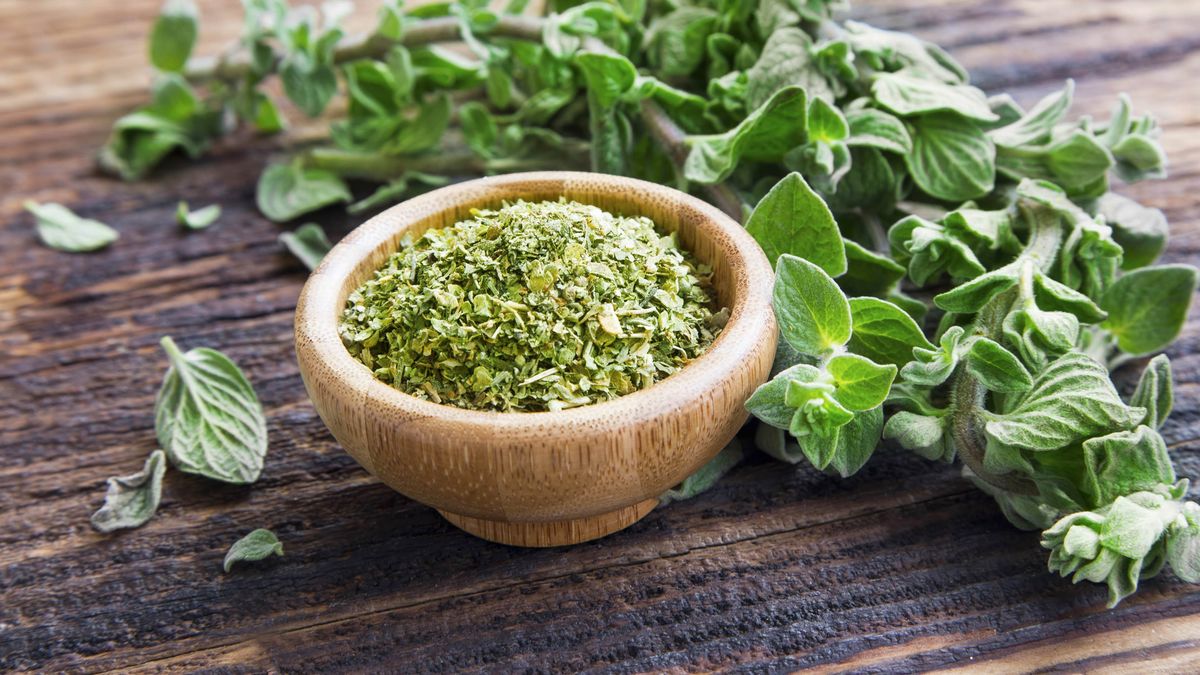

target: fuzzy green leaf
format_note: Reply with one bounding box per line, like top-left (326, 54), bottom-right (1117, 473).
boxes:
top-left (746, 363), bottom-right (823, 429)
top-left (847, 296), bottom-right (933, 367)
top-left (967, 337), bottom-right (1033, 393)
top-left (872, 72), bottom-right (998, 122)
top-left (684, 86), bottom-right (808, 184)
top-left (773, 254), bottom-right (852, 355)
top-left (1100, 265), bottom-right (1198, 356)
top-left (845, 108), bottom-right (912, 154)
top-left (883, 411), bottom-right (948, 462)
top-left (988, 80), bottom-right (1073, 148)
top-left (176, 202), bottom-right (221, 230)
top-left (1083, 426), bottom-right (1175, 507)
top-left (156, 337), bottom-right (268, 484)
top-left (827, 406), bottom-right (884, 478)
top-left (149, 0), bottom-right (198, 73)
top-left (279, 223), bottom-right (332, 271)
top-left (1097, 193), bottom-right (1168, 271)
top-left (1168, 503), bottom-right (1200, 583)
top-left (90, 450), bottom-right (167, 533)
top-left (24, 201), bottom-right (119, 252)
top-left (984, 352), bottom-right (1142, 452)
top-left (745, 173), bottom-right (845, 275)
top-left (1131, 355), bottom-right (1173, 430)
top-left (256, 163), bottom-right (351, 222)
top-left (827, 354), bottom-right (897, 411)
top-left (907, 112), bottom-right (996, 202)
top-left (223, 528), bottom-right (284, 573)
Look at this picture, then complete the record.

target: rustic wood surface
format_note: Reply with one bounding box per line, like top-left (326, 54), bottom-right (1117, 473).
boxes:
top-left (2, 0), bottom-right (1199, 672)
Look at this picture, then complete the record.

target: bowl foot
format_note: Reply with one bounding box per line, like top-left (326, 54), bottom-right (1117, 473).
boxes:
top-left (438, 499), bottom-right (658, 547)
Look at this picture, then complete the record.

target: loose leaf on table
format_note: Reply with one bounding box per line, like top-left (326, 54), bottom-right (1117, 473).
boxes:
top-left (772, 254), bottom-right (851, 356)
top-left (256, 162), bottom-right (351, 222)
top-left (223, 528), bottom-right (284, 573)
top-left (279, 223), bottom-right (333, 271)
top-left (90, 450), bottom-right (167, 533)
top-left (24, 201), bottom-right (119, 252)
top-left (176, 201), bottom-right (221, 230)
top-left (1100, 265), bottom-right (1197, 356)
top-left (149, 0), bottom-right (198, 73)
top-left (744, 172), bottom-right (845, 275)
top-left (155, 336), bottom-right (268, 484)
top-left (660, 440), bottom-right (744, 505)
top-left (1131, 355), bottom-right (1173, 430)
top-left (983, 352), bottom-right (1143, 452)
top-left (847, 296), bottom-right (933, 367)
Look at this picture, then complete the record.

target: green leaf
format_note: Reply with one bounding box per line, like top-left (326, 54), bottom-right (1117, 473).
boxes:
top-left (788, 383), bottom-right (854, 437)
top-left (574, 51), bottom-right (637, 109)
top-left (838, 240), bottom-right (906, 298)
top-left (645, 6), bottom-right (717, 77)
top-left (281, 55), bottom-right (338, 118)
top-left (176, 202), bottom-right (221, 230)
top-left (256, 163), bottom-right (351, 222)
top-left (1168, 503), bottom-right (1200, 583)
top-left (90, 450), bottom-right (167, 533)
top-left (848, 297), bottom-right (933, 367)
top-left (827, 406), bottom-right (884, 478)
top-left (745, 173), bottom-right (845, 275)
top-left (900, 325), bottom-right (966, 387)
top-left (459, 101), bottom-right (498, 157)
top-left (149, 0), bottom-right (198, 73)
top-left (906, 112), bottom-right (996, 202)
top-left (223, 528), bottom-right (284, 573)
top-left (807, 97), bottom-right (848, 142)
top-left (1083, 426), bottom-right (1175, 507)
top-left (347, 172), bottom-right (449, 214)
top-left (374, 0), bottom-right (405, 40)
top-left (888, 215), bottom-right (987, 287)
top-left (1100, 265), bottom-right (1198, 356)
top-left (1097, 193), bottom-right (1168, 270)
top-left (744, 27), bottom-right (834, 110)
top-left (872, 72), bottom-right (998, 123)
top-left (684, 86), bottom-right (809, 184)
top-left (1100, 496), bottom-right (1166, 560)
top-left (966, 337), bottom-right (1032, 393)
top-left (933, 264), bottom-right (1018, 313)
top-left (24, 201), bottom-right (119, 252)
top-left (1131, 355), bottom-right (1173, 430)
top-left (156, 336), bottom-right (268, 484)
top-left (988, 80), bottom-right (1073, 148)
top-left (846, 108), bottom-right (912, 154)
top-left (659, 440), bottom-right (743, 504)
top-left (746, 364), bottom-right (823, 429)
top-left (773, 254), bottom-right (852, 356)
top-left (279, 223), bottom-right (332, 271)
top-left (884, 411), bottom-right (948, 462)
top-left (827, 354), bottom-right (897, 411)
top-left (984, 352), bottom-right (1142, 452)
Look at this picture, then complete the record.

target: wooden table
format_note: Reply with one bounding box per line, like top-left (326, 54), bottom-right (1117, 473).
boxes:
top-left (3, 0), bottom-right (1199, 671)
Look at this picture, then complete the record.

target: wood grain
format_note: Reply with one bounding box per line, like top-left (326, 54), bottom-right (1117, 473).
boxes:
top-left (295, 172), bottom-right (777, 545)
top-left (2, 0), bottom-right (1200, 672)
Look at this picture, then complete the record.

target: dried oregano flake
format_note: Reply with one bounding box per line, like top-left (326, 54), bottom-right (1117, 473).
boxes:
top-left (340, 199), bottom-right (726, 412)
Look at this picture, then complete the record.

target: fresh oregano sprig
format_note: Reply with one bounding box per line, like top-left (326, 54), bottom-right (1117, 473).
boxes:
top-left (103, 0), bottom-right (1197, 605)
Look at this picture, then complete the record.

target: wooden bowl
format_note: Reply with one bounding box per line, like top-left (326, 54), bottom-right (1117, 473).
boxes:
top-left (295, 172), bottom-right (777, 547)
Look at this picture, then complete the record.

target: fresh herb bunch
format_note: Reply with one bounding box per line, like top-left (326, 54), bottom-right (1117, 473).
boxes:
top-left (340, 199), bottom-right (723, 411)
top-left (107, 0), bottom-right (1199, 605)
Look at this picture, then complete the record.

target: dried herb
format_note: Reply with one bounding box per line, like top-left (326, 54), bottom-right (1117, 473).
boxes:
top-left (90, 450), bottom-right (167, 533)
top-left (223, 528), bottom-right (284, 573)
top-left (340, 199), bottom-right (725, 412)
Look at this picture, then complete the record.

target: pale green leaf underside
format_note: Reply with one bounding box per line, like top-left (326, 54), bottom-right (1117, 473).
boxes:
top-left (90, 450), bottom-right (167, 533)
top-left (223, 528), bottom-right (284, 573)
top-left (155, 337), bottom-right (268, 484)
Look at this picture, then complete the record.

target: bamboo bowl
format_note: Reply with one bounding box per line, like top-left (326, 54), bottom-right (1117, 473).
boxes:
top-left (295, 172), bottom-right (776, 547)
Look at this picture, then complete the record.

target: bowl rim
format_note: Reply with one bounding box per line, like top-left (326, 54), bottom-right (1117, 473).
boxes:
top-left (295, 171), bottom-right (775, 430)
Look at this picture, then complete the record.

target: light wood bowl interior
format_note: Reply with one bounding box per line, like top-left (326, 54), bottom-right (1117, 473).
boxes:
top-left (295, 172), bottom-right (777, 546)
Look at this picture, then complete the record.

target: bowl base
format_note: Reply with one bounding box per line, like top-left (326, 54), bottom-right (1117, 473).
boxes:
top-left (438, 499), bottom-right (658, 547)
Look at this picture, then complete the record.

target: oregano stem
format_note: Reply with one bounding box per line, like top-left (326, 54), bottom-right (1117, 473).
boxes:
top-left (639, 101), bottom-right (744, 220)
top-left (184, 15), bottom-right (546, 84)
